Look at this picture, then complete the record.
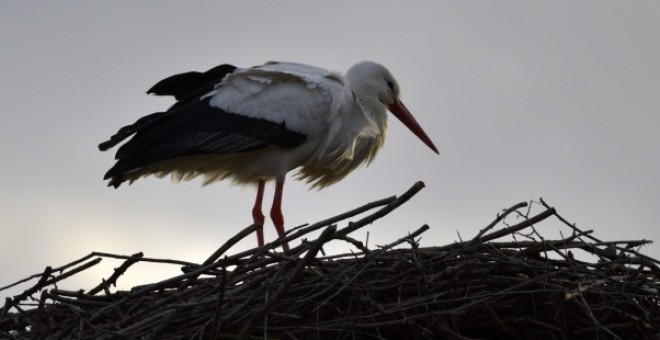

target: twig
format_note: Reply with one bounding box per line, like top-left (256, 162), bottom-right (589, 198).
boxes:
top-left (336, 181), bottom-right (426, 237)
top-left (468, 202), bottom-right (528, 246)
top-left (88, 252), bottom-right (143, 295)
top-left (238, 225), bottom-right (337, 340)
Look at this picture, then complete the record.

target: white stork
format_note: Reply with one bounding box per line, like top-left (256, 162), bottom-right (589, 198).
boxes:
top-left (99, 61), bottom-right (438, 251)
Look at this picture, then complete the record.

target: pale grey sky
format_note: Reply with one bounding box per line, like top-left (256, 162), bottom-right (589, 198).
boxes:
top-left (2, 1), bottom-right (659, 298)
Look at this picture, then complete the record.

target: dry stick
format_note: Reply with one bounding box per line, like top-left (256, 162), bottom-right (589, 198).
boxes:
top-left (202, 223), bottom-right (262, 266)
top-left (219, 190), bottom-right (406, 268)
top-left (0, 251), bottom-right (107, 294)
top-left (292, 196), bottom-right (397, 234)
top-left (232, 235), bottom-right (336, 330)
top-left (41, 292), bottom-right (108, 307)
top-left (114, 309), bottom-right (177, 337)
top-left (1, 249), bottom-right (200, 313)
top-left (91, 251), bottom-right (196, 267)
top-left (361, 252), bottom-right (620, 318)
top-left (215, 196), bottom-right (396, 263)
top-left (0, 266), bottom-right (53, 295)
top-left (575, 291), bottom-right (622, 340)
top-left (1, 259), bottom-right (100, 329)
top-left (337, 181), bottom-right (426, 238)
top-left (280, 195), bottom-right (398, 253)
top-left (335, 235), bottom-right (370, 253)
top-left (339, 262), bottom-right (595, 327)
top-left (178, 223), bottom-right (262, 290)
top-left (49, 253), bottom-right (97, 274)
top-left (1, 303), bottom-right (36, 332)
top-left (520, 229), bottom-right (594, 261)
top-left (3, 258), bottom-right (102, 314)
top-left (541, 198), bottom-right (660, 267)
top-left (540, 198), bottom-right (613, 263)
top-left (469, 207), bottom-right (556, 245)
top-left (1, 267), bottom-right (50, 319)
top-left (468, 202), bottom-right (528, 246)
top-left (88, 252), bottom-right (144, 296)
top-left (87, 252), bottom-right (255, 322)
top-left (219, 242), bottom-right (294, 290)
top-left (210, 257), bottom-right (228, 339)
top-left (222, 194), bottom-right (397, 264)
top-left (317, 305), bottom-right (473, 333)
top-left (237, 225), bottom-right (337, 340)
top-left (417, 207), bottom-right (556, 257)
top-left (316, 225), bottom-right (430, 309)
top-left (540, 198), bottom-right (604, 245)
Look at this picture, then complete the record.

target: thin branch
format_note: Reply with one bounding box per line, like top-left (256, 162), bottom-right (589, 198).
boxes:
top-left (88, 252), bottom-right (144, 295)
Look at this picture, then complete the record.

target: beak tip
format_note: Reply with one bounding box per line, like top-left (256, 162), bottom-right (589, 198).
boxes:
top-left (429, 144), bottom-right (440, 155)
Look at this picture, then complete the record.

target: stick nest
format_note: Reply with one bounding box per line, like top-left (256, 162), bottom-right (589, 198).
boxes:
top-left (2, 182), bottom-right (659, 339)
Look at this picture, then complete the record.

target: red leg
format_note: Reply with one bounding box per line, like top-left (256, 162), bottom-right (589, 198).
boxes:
top-left (252, 180), bottom-right (266, 248)
top-left (270, 175), bottom-right (290, 251)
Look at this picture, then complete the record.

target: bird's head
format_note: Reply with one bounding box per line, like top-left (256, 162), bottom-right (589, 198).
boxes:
top-left (347, 61), bottom-right (439, 154)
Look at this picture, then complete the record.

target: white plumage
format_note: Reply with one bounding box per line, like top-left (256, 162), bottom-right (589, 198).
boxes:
top-left (100, 61), bottom-right (438, 251)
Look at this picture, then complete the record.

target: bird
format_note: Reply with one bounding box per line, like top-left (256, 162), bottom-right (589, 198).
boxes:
top-left (99, 61), bottom-right (439, 252)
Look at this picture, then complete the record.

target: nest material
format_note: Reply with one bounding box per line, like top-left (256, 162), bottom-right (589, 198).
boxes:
top-left (1, 182), bottom-right (659, 339)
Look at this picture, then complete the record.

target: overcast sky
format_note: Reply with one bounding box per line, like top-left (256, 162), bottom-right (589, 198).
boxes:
top-left (2, 2), bottom-right (659, 299)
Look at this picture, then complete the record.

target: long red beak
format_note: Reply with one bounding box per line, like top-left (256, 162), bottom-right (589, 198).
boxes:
top-left (388, 100), bottom-right (439, 154)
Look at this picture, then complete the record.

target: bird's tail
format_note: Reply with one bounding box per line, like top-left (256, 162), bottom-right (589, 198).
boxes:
top-left (98, 111), bottom-right (168, 151)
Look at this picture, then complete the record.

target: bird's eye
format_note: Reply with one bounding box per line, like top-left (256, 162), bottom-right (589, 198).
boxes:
top-left (386, 80), bottom-right (395, 91)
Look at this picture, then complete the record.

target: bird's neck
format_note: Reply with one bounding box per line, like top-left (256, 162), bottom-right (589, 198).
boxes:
top-left (356, 97), bottom-right (388, 137)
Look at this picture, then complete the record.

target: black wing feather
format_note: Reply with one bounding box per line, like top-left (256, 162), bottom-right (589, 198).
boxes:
top-left (100, 63), bottom-right (307, 187)
top-left (99, 64), bottom-right (238, 152)
top-left (147, 64), bottom-right (237, 100)
top-left (102, 97), bottom-right (307, 182)
top-left (98, 111), bottom-right (168, 151)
